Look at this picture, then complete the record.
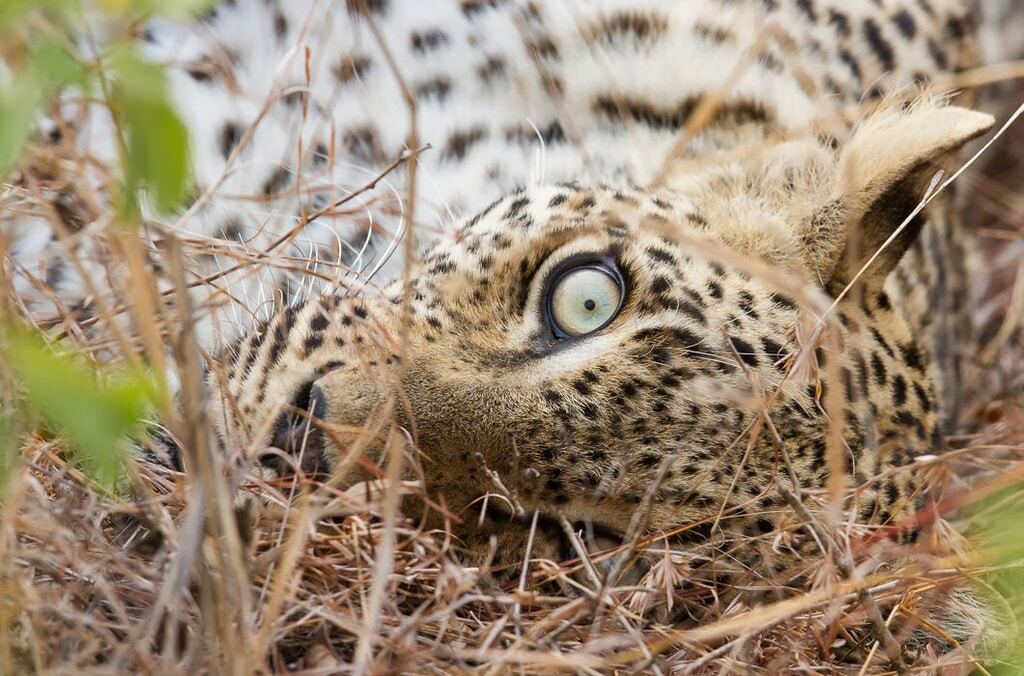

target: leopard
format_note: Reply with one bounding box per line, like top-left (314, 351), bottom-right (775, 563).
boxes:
top-left (6, 0), bottom-right (1024, 663)
top-left (192, 0), bottom-right (1024, 649)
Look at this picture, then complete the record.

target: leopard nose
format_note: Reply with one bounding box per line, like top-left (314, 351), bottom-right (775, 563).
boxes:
top-left (265, 380), bottom-right (331, 478)
top-left (309, 383), bottom-right (328, 421)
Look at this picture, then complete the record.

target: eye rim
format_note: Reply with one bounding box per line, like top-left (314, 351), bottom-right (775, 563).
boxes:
top-left (543, 257), bottom-right (627, 340)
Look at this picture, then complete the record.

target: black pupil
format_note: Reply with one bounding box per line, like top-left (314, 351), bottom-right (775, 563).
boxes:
top-left (584, 299), bottom-right (596, 311)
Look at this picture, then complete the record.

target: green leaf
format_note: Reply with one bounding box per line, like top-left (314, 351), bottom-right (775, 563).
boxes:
top-left (129, 0), bottom-right (219, 19)
top-left (0, 40), bottom-right (86, 178)
top-left (7, 329), bottom-right (160, 489)
top-left (0, 414), bottom-right (16, 496)
top-left (0, 0), bottom-right (74, 33)
top-left (970, 485), bottom-right (1024, 673)
top-left (109, 46), bottom-right (190, 217)
top-left (30, 39), bottom-right (87, 90)
top-left (0, 78), bottom-right (39, 178)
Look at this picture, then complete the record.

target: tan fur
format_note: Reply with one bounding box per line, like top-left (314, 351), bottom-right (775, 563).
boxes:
top-left (206, 102), bottom-right (996, 654)
top-left (193, 2), bottom-right (1009, 661)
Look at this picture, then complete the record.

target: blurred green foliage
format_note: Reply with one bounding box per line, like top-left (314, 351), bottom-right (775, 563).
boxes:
top-left (967, 485), bottom-right (1024, 673)
top-left (110, 46), bottom-right (191, 216)
top-left (5, 329), bottom-right (163, 490)
top-left (0, 0), bottom-right (213, 488)
top-left (0, 39), bottom-right (86, 177)
top-left (0, 0), bottom-right (216, 215)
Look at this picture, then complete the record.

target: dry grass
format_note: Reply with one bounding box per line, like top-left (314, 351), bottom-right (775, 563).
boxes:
top-left (3, 15), bottom-right (1024, 674)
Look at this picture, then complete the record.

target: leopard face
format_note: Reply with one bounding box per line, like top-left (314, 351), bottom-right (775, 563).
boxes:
top-left (209, 103), bottom-right (993, 583)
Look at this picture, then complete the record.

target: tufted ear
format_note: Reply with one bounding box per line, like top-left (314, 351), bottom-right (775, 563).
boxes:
top-left (805, 104), bottom-right (994, 294)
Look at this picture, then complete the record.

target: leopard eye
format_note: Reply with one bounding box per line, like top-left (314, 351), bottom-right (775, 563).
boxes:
top-left (547, 263), bottom-right (625, 338)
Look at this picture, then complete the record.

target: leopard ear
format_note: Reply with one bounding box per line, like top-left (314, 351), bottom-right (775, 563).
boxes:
top-left (804, 104), bottom-right (994, 294)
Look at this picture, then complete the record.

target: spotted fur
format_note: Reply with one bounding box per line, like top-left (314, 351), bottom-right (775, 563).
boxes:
top-left (8, 0), bottom-right (1015, 344)
top-left (194, 0), bottom-right (1009, 638)
top-left (7, 0), bottom-right (1024, 653)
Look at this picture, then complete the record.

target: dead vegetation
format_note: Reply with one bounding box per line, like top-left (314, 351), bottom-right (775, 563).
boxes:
top-left (2, 9), bottom-right (1024, 673)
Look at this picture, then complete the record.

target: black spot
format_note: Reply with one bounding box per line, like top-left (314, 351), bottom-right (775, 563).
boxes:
top-left (461, 0), bottom-right (506, 18)
top-left (828, 9), bottom-right (851, 36)
top-left (761, 338), bottom-right (786, 369)
top-left (503, 196), bottom-right (530, 219)
top-left (262, 166), bottom-right (292, 196)
top-left (870, 353), bottom-right (887, 384)
top-left (319, 360), bottom-right (344, 374)
top-left (645, 247), bottom-right (676, 265)
top-left (595, 11), bottom-right (667, 45)
top-left (667, 330), bottom-right (700, 354)
top-left (504, 120), bottom-right (566, 146)
top-left (477, 56), bottom-right (506, 84)
top-left (346, 0), bottom-right (389, 15)
top-left (242, 330), bottom-right (266, 374)
top-left (686, 212), bottom-right (709, 229)
top-left (737, 291), bottom-right (759, 319)
top-left (892, 374), bottom-right (908, 406)
top-left (441, 127), bottom-right (486, 162)
top-left (892, 9), bottom-right (916, 38)
top-left (302, 334), bottom-right (324, 355)
top-left (927, 39), bottom-right (948, 69)
top-left (273, 12), bottom-right (288, 40)
top-left (770, 293), bottom-right (796, 311)
top-left (838, 48), bottom-right (863, 82)
top-left (309, 313), bottom-right (330, 332)
top-left (411, 29), bottom-right (449, 53)
top-left (526, 36), bottom-right (560, 61)
top-left (893, 411), bottom-right (924, 439)
top-left (219, 122), bottom-right (242, 159)
top-left (186, 63), bottom-right (213, 83)
top-left (651, 276), bottom-right (671, 295)
top-left (862, 19), bottom-right (895, 71)
top-left (659, 373), bottom-right (683, 388)
top-left (900, 343), bottom-right (925, 371)
top-left (870, 327), bottom-right (895, 358)
top-left (342, 127), bottom-right (383, 164)
top-left (415, 77), bottom-right (452, 101)
top-left (729, 336), bottom-right (758, 367)
top-left (795, 0), bottom-right (817, 22)
top-left (593, 95), bottom-right (770, 131)
top-left (680, 302), bottom-right (706, 325)
top-left (266, 323), bottom-right (288, 367)
top-left (913, 382), bottom-right (933, 412)
top-left (841, 367), bottom-right (859, 401)
top-left (945, 15), bottom-right (966, 39)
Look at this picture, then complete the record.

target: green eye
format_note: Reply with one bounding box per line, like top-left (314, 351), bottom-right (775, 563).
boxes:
top-left (547, 264), bottom-right (625, 338)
